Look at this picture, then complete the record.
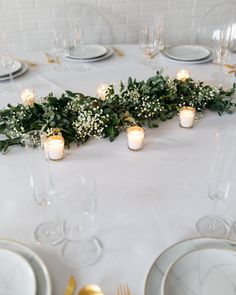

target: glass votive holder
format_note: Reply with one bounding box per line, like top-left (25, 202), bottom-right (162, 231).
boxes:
top-left (127, 126), bottom-right (145, 151)
top-left (176, 69), bottom-right (190, 81)
top-left (179, 106), bottom-right (196, 128)
top-left (21, 89), bottom-right (35, 106)
top-left (45, 135), bottom-right (64, 160)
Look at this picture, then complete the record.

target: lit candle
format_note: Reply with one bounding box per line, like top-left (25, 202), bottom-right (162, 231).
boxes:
top-left (46, 135), bottom-right (64, 160)
top-left (176, 70), bottom-right (190, 81)
top-left (21, 89), bottom-right (35, 106)
top-left (127, 126), bottom-right (145, 151)
top-left (96, 84), bottom-right (109, 100)
top-left (179, 106), bottom-right (195, 128)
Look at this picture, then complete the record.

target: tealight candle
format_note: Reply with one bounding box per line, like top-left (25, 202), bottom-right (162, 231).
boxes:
top-left (21, 89), bottom-right (35, 106)
top-left (127, 126), bottom-right (145, 151)
top-left (176, 70), bottom-right (190, 81)
top-left (96, 84), bottom-right (109, 100)
top-left (179, 106), bottom-right (196, 128)
top-left (46, 135), bottom-right (64, 160)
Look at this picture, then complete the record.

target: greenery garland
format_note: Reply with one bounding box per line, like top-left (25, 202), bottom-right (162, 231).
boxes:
top-left (0, 72), bottom-right (235, 154)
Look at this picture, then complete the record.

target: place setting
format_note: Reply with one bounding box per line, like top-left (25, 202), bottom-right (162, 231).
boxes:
top-left (145, 237), bottom-right (236, 295)
top-left (145, 125), bottom-right (236, 295)
top-left (65, 44), bottom-right (114, 63)
top-left (160, 44), bottom-right (214, 64)
top-left (0, 238), bottom-right (51, 295)
top-left (0, 57), bottom-right (29, 83)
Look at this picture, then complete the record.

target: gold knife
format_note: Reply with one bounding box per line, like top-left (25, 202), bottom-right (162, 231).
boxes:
top-left (112, 47), bottom-right (124, 57)
top-left (12, 56), bottom-right (37, 67)
top-left (64, 275), bottom-right (76, 295)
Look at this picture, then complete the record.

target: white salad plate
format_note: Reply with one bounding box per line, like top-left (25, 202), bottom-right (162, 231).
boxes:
top-left (164, 45), bottom-right (211, 61)
top-left (0, 238), bottom-right (51, 295)
top-left (65, 47), bottom-right (113, 63)
top-left (67, 45), bottom-right (107, 59)
top-left (0, 62), bottom-right (28, 82)
top-left (144, 237), bottom-right (236, 295)
top-left (0, 248), bottom-right (36, 295)
top-left (161, 49), bottom-right (213, 64)
top-left (0, 60), bottom-right (22, 77)
top-left (162, 248), bottom-right (236, 295)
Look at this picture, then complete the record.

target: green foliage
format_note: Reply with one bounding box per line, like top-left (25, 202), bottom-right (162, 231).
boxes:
top-left (0, 72), bottom-right (235, 153)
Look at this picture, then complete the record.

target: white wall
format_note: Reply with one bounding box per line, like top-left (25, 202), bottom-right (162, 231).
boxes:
top-left (0, 0), bottom-right (224, 51)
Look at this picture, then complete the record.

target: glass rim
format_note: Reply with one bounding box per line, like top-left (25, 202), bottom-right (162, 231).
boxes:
top-left (179, 106), bottom-right (196, 112)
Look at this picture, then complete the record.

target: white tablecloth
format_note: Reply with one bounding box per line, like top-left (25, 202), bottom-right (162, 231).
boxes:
top-left (1, 45), bottom-right (236, 295)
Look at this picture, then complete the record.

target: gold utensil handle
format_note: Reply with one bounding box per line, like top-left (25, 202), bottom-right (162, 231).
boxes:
top-left (64, 275), bottom-right (76, 295)
top-left (112, 47), bottom-right (124, 57)
top-left (12, 56), bottom-right (37, 67)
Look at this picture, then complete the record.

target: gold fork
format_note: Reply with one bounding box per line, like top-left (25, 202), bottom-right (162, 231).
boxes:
top-left (116, 283), bottom-right (131, 295)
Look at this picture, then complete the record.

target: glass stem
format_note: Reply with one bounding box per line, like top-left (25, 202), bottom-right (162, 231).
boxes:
top-left (209, 199), bottom-right (218, 231)
top-left (219, 60), bottom-right (224, 86)
top-left (9, 67), bottom-right (14, 85)
top-left (80, 46), bottom-right (84, 66)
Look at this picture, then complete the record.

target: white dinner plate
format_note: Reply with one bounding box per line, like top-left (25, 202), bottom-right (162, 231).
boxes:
top-left (164, 45), bottom-right (211, 61)
top-left (65, 47), bottom-right (113, 63)
top-left (0, 60), bottom-right (22, 77)
top-left (67, 45), bottom-right (107, 59)
top-left (144, 237), bottom-right (236, 295)
top-left (161, 49), bottom-right (213, 64)
top-left (0, 248), bottom-right (36, 295)
top-left (0, 238), bottom-right (51, 295)
top-left (0, 62), bottom-right (28, 82)
top-left (163, 248), bottom-right (236, 295)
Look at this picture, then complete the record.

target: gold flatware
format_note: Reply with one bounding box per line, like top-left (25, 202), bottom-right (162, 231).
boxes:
top-left (224, 63), bottom-right (236, 70)
top-left (112, 47), bottom-right (124, 57)
top-left (13, 57), bottom-right (37, 67)
top-left (116, 283), bottom-right (131, 295)
top-left (148, 51), bottom-right (158, 59)
top-left (64, 275), bottom-right (76, 295)
top-left (78, 284), bottom-right (104, 295)
top-left (44, 52), bottom-right (56, 64)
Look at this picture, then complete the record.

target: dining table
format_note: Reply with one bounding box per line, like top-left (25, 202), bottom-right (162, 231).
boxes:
top-left (1, 44), bottom-right (236, 295)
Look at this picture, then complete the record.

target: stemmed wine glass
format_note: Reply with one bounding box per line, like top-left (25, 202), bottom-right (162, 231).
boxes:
top-left (71, 18), bottom-right (92, 72)
top-left (53, 29), bottom-right (71, 72)
top-left (212, 25), bottom-right (232, 86)
top-left (24, 130), bottom-right (64, 245)
top-left (196, 127), bottom-right (235, 238)
top-left (61, 175), bottom-right (102, 267)
top-left (153, 13), bottom-right (165, 51)
top-left (0, 38), bottom-right (22, 92)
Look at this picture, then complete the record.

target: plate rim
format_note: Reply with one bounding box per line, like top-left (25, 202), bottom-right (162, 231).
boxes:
top-left (67, 44), bottom-right (107, 60)
top-left (65, 47), bottom-right (113, 63)
top-left (0, 60), bottom-right (22, 77)
top-left (0, 247), bottom-right (37, 295)
top-left (164, 45), bottom-right (211, 61)
top-left (0, 62), bottom-right (28, 82)
top-left (161, 49), bottom-right (213, 64)
top-left (0, 237), bottom-right (52, 295)
top-left (162, 246), bottom-right (236, 295)
top-left (144, 236), bottom-right (236, 295)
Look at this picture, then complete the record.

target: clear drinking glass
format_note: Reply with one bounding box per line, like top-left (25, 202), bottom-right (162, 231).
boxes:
top-left (61, 175), bottom-right (102, 267)
top-left (196, 127), bottom-right (235, 238)
top-left (153, 13), bottom-right (165, 51)
top-left (0, 42), bottom-right (22, 92)
top-left (212, 25), bottom-right (232, 86)
top-left (139, 25), bottom-right (157, 65)
top-left (53, 30), bottom-right (71, 72)
top-left (24, 130), bottom-right (64, 245)
top-left (71, 21), bottom-right (92, 72)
